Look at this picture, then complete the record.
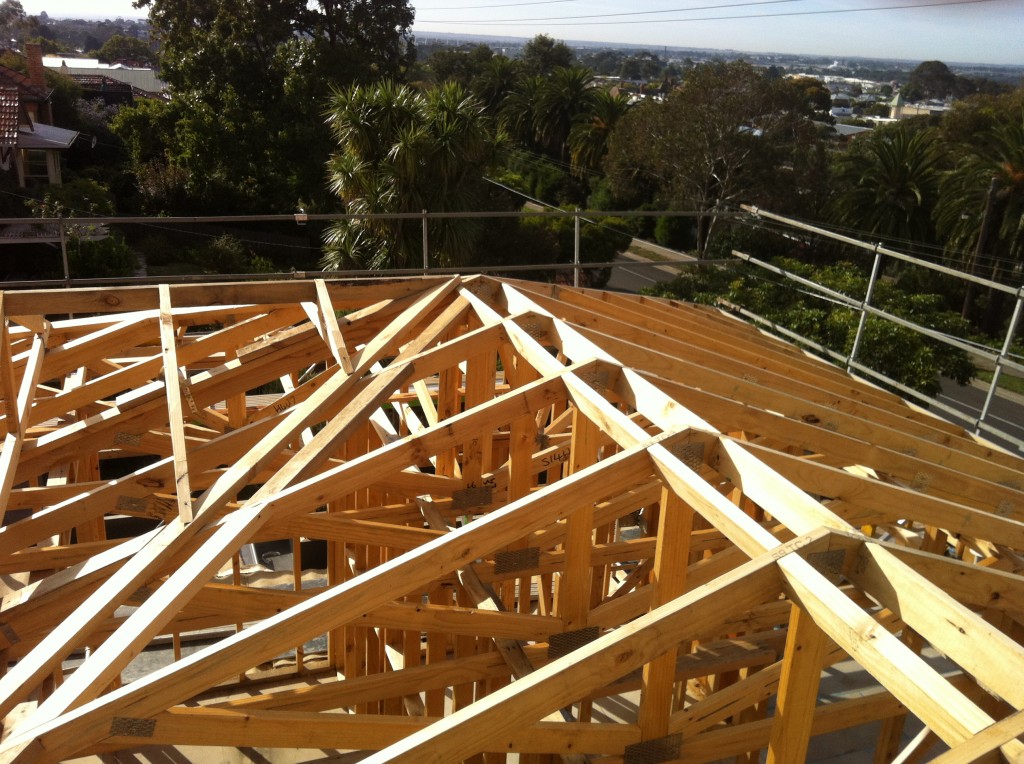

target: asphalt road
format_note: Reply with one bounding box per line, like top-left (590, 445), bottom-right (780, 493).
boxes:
top-left (936, 377), bottom-right (1024, 453)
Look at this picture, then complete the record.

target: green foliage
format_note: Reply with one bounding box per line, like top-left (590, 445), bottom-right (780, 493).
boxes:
top-left (67, 233), bottom-right (137, 279)
top-left (568, 88), bottom-right (631, 178)
top-left (654, 215), bottom-right (694, 250)
top-left (518, 213), bottom-right (630, 287)
top-left (186, 235), bottom-right (274, 274)
top-left (502, 150), bottom-right (587, 207)
top-left (427, 45), bottom-right (494, 87)
top-left (519, 34), bottom-right (573, 76)
top-left (830, 123), bottom-right (945, 251)
top-left (0, 1), bottom-right (24, 42)
top-left (471, 55), bottom-right (521, 116)
top-left (27, 177), bottom-right (115, 217)
top-left (903, 60), bottom-right (956, 101)
top-left (93, 34), bottom-right (157, 66)
top-left (322, 81), bottom-right (499, 270)
top-left (605, 61), bottom-right (825, 258)
top-left (645, 258), bottom-right (975, 396)
top-left (617, 52), bottom-right (663, 81)
top-left (126, 0), bottom-right (415, 213)
top-left (533, 67), bottom-right (597, 162)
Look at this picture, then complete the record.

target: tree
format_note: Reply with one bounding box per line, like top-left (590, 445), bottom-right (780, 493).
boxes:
top-left (903, 60), bottom-right (956, 101)
top-left (935, 111), bottom-right (1024, 333)
top-left (93, 34), bottom-right (156, 66)
top-left (472, 55), bottom-right (520, 116)
top-left (534, 66), bottom-right (597, 163)
top-left (500, 74), bottom-right (544, 150)
top-left (520, 34), bottom-right (573, 76)
top-left (0, 0), bottom-right (24, 43)
top-left (604, 61), bottom-right (820, 257)
top-left (427, 44), bottom-right (493, 87)
top-left (322, 81), bottom-right (499, 270)
top-left (128, 0), bottom-right (415, 213)
top-left (830, 124), bottom-right (945, 251)
top-left (568, 89), bottom-right (631, 177)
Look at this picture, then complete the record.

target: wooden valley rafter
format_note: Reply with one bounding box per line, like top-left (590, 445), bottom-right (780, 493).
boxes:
top-left (0, 275), bottom-right (1021, 763)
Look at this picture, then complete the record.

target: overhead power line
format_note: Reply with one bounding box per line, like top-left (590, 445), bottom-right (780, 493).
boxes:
top-left (419, 0), bottom-right (997, 27)
top-left (422, 0), bottom-right (804, 24)
top-left (421, 0), bottom-right (581, 10)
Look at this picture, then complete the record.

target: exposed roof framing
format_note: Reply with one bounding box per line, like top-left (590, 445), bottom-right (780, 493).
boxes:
top-left (0, 276), bottom-right (1022, 763)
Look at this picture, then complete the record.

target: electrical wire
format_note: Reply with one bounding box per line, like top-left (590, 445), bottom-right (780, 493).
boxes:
top-left (421, 0), bottom-right (806, 24)
top-left (421, 0), bottom-right (582, 9)
top-left (419, 0), bottom-right (997, 26)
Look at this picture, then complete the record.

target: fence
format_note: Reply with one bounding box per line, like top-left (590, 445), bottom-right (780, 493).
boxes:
top-left (3, 205), bottom-right (1021, 451)
top-left (0, 208), bottom-right (716, 290)
top-left (737, 206), bottom-right (1024, 452)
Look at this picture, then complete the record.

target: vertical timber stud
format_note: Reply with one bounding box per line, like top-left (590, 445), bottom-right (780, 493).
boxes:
top-left (558, 407), bottom-right (598, 630)
top-left (157, 284), bottom-right (194, 523)
top-left (766, 603), bottom-right (828, 764)
top-left (638, 487), bottom-right (694, 739)
top-left (0, 293), bottom-right (19, 438)
top-left (0, 314), bottom-right (48, 526)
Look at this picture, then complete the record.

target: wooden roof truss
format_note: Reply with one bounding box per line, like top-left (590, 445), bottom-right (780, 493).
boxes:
top-left (0, 276), bottom-right (1022, 763)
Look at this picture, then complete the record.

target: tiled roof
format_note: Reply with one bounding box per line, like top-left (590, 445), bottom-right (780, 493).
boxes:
top-left (0, 64), bottom-right (49, 101)
top-left (0, 86), bottom-right (18, 146)
top-left (69, 74), bottom-right (133, 94)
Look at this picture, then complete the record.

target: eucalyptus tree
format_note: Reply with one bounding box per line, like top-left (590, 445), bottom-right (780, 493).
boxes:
top-left (604, 61), bottom-right (819, 258)
top-left (322, 81), bottom-right (499, 270)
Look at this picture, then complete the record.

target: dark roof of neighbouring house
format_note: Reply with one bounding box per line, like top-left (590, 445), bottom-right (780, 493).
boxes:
top-left (17, 121), bottom-right (79, 150)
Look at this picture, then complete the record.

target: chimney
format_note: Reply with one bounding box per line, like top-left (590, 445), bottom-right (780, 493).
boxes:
top-left (25, 43), bottom-right (46, 92)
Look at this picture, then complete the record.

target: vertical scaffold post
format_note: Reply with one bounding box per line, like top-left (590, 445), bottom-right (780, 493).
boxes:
top-left (58, 218), bottom-right (70, 286)
top-left (574, 208), bottom-right (581, 288)
top-left (848, 243), bottom-right (883, 372)
top-left (976, 286), bottom-right (1024, 435)
top-left (421, 210), bottom-right (429, 273)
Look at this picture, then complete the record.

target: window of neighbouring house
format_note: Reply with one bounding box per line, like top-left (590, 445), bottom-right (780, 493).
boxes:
top-left (23, 149), bottom-right (49, 180)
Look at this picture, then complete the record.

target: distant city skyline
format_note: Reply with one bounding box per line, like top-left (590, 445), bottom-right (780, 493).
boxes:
top-left (23, 0), bottom-right (1024, 66)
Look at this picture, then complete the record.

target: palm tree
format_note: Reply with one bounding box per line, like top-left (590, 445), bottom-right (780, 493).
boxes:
top-left (472, 55), bottom-right (521, 117)
top-left (500, 74), bottom-right (544, 150)
top-left (936, 116), bottom-right (1024, 270)
top-left (534, 66), bottom-right (598, 163)
top-left (568, 89), bottom-right (631, 178)
top-left (831, 124), bottom-right (945, 252)
top-left (935, 115), bottom-right (1024, 330)
top-left (322, 81), bottom-right (497, 271)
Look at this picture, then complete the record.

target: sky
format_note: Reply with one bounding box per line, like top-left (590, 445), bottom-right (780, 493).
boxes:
top-left (23, 0), bottom-right (1024, 66)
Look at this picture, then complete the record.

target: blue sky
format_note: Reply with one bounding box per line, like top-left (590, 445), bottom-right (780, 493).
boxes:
top-left (27, 0), bottom-right (1024, 65)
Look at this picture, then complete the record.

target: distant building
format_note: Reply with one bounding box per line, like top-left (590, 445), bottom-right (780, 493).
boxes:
top-left (44, 56), bottom-right (167, 97)
top-left (0, 43), bottom-right (80, 187)
top-left (889, 92), bottom-right (951, 120)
